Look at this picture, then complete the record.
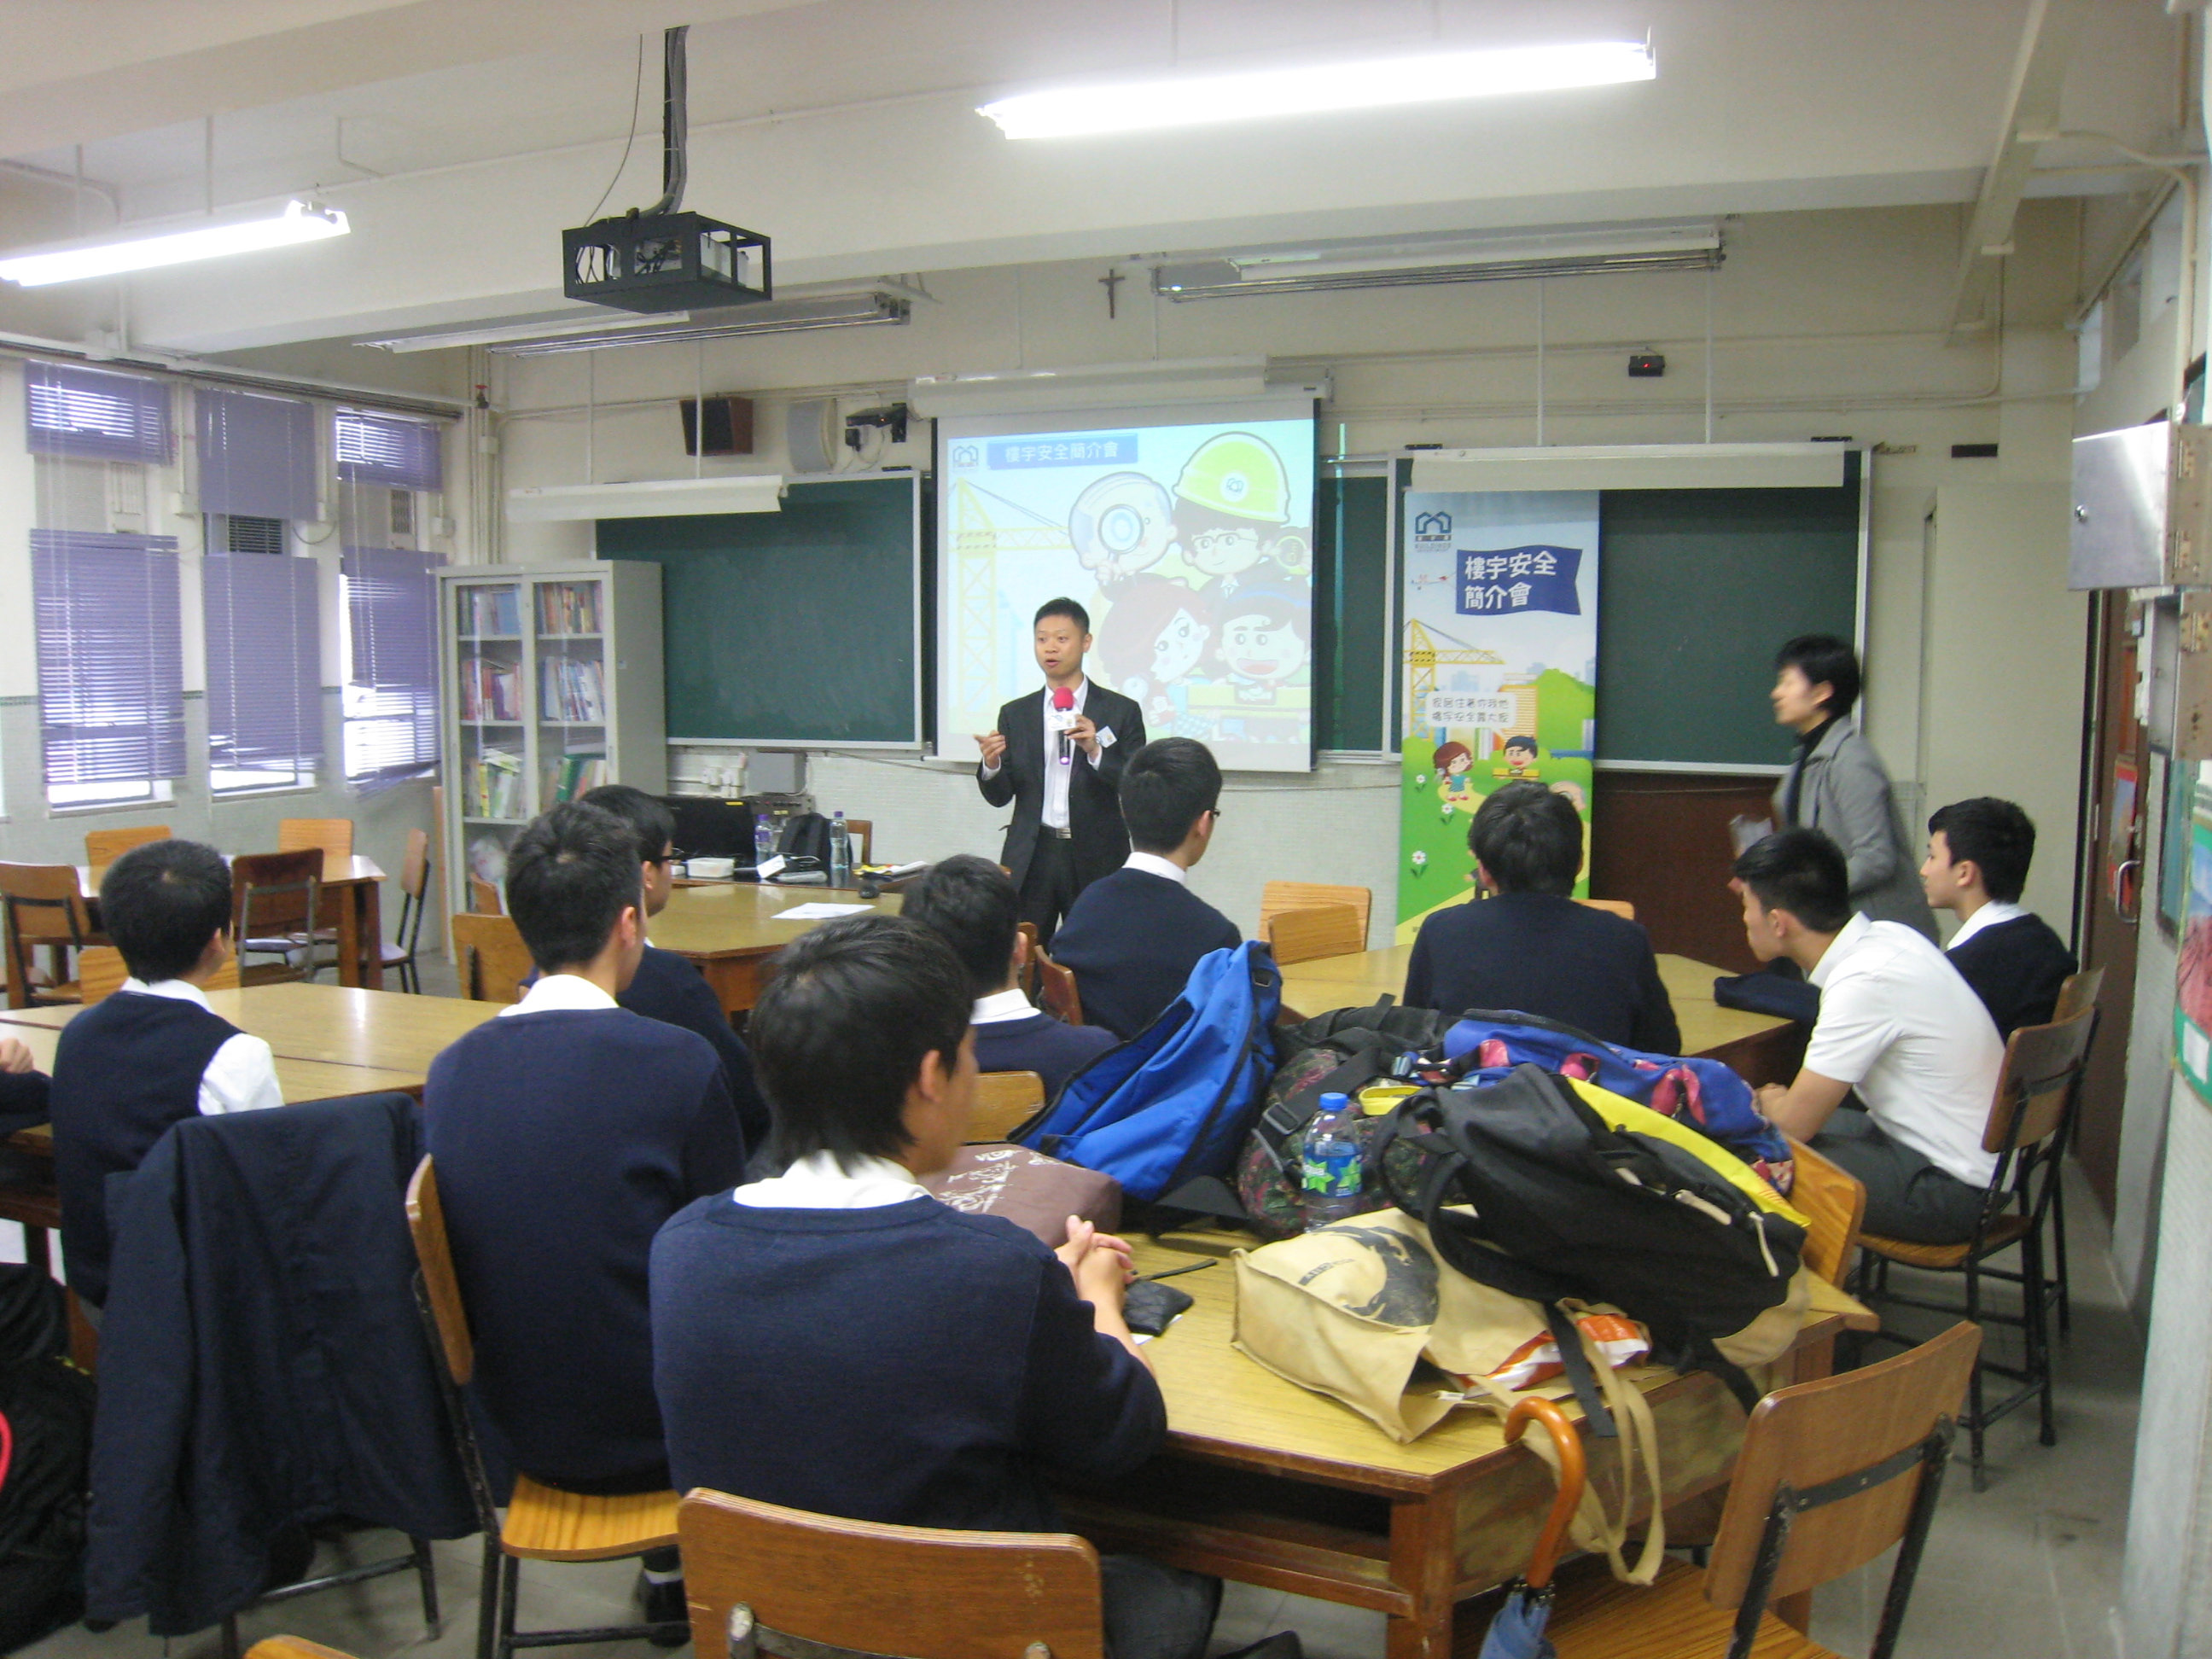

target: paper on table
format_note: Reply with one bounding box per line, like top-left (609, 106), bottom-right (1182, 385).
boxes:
top-left (771, 902), bottom-right (875, 921)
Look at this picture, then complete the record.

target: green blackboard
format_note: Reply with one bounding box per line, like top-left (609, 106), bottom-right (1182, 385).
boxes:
top-left (1595, 460), bottom-right (1861, 767)
top-left (599, 475), bottom-right (922, 746)
top-left (1313, 473), bottom-right (1390, 753)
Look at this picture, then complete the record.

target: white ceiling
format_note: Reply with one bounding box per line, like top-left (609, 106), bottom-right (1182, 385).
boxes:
top-left (0, 0), bottom-right (2186, 353)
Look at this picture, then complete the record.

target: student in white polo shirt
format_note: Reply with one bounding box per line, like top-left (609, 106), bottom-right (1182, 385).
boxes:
top-left (1732, 827), bottom-right (2005, 1244)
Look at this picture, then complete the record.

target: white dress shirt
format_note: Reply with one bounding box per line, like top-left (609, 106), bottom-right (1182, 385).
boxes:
top-left (120, 978), bottom-right (283, 1116)
top-left (972, 987), bottom-right (1039, 1026)
top-left (1805, 914), bottom-right (2005, 1187)
top-left (980, 679), bottom-right (1112, 832)
top-left (1122, 851), bottom-right (1188, 885)
top-left (497, 972), bottom-right (620, 1016)
top-left (733, 1150), bottom-right (928, 1208)
top-left (1945, 900), bottom-right (2027, 952)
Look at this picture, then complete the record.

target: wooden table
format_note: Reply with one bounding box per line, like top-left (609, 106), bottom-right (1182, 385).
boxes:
top-left (649, 884), bottom-right (903, 1014)
top-left (1070, 1233), bottom-right (1874, 1659)
top-left (77, 853), bottom-right (391, 992)
top-left (1278, 950), bottom-right (1809, 1086)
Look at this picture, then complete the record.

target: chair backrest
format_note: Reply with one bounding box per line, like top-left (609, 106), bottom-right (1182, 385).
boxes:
top-left (843, 818), bottom-right (873, 867)
top-left (971, 1072), bottom-right (1046, 1142)
top-left (678, 1487), bottom-right (1104, 1659)
top-left (232, 849), bottom-right (324, 938)
top-left (451, 912), bottom-right (534, 1004)
top-left (2053, 964), bottom-right (2104, 1022)
top-left (1034, 952), bottom-right (1082, 1027)
top-left (469, 876), bottom-right (503, 916)
top-left (84, 824), bottom-right (172, 869)
top-left (1259, 880), bottom-right (1371, 940)
top-left (1706, 1321), bottom-right (1981, 1615)
top-left (1016, 922), bottom-right (1041, 999)
top-left (0, 863), bottom-right (92, 941)
top-left (400, 828), bottom-right (432, 901)
top-left (278, 817), bottom-right (355, 859)
top-left (1575, 897), bottom-right (1638, 920)
top-left (78, 946), bottom-right (237, 1004)
top-left (1783, 1136), bottom-right (1866, 1288)
top-left (1261, 902), bottom-right (1365, 967)
top-left (1985, 1007), bottom-right (2098, 1155)
top-left (403, 1156), bottom-right (475, 1386)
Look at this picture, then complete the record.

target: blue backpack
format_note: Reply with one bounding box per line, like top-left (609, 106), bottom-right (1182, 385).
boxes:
top-left (1018, 942), bottom-right (1281, 1202)
top-left (1441, 1010), bottom-right (1795, 1191)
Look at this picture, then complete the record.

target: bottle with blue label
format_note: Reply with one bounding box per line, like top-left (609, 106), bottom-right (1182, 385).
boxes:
top-left (1299, 1091), bottom-right (1365, 1228)
top-left (753, 811), bottom-right (777, 872)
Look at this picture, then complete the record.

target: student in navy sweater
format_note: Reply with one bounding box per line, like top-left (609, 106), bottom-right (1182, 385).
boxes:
top-left (1403, 781), bottom-right (1680, 1052)
top-left (1049, 737), bottom-right (1242, 1040)
top-left (901, 853), bottom-right (1120, 1097)
top-left (49, 839), bottom-right (282, 1314)
top-left (1921, 796), bottom-right (2077, 1038)
top-left (0, 1037), bottom-right (49, 1135)
top-left (578, 783), bottom-right (772, 1149)
top-left (653, 914), bottom-right (1258, 1659)
top-left (426, 802), bottom-right (744, 1630)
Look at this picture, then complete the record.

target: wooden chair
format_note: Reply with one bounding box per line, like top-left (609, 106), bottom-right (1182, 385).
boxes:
top-left (1540, 1322), bottom-right (1982, 1659)
top-left (843, 818), bottom-right (873, 867)
top-left (0, 862), bottom-right (96, 1008)
top-left (1259, 880), bottom-right (1371, 942)
top-left (84, 824), bottom-right (172, 869)
top-left (972, 1072), bottom-right (1046, 1142)
top-left (382, 829), bottom-right (434, 994)
top-left (1261, 902), bottom-right (1365, 967)
top-left (451, 913), bottom-right (534, 1004)
top-left (277, 818), bottom-right (354, 859)
top-left (469, 876), bottom-right (503, 916)
top-left (1016, 922), bottom-right (1041, 1001)
top-left (1852, 1008), bottom-right (2096, 1487)
top-left (2044, 965), bottom-right (2104, 1340)
top-left (405, 1158), bottom-right (684, 1659)
top-left (77, 946), bottom-right (238, 1004)
top-left (231, 850), bottom-right (325, 987)
top-left (1783, 1136), bottom-right (1866, 1290)
top-left (1576, 898), bottom-right (1638, 920)
top-left (1034, 949), bottom-right (1083, 1027)
top-left (678, 1486), bottom-right (1105, 1659)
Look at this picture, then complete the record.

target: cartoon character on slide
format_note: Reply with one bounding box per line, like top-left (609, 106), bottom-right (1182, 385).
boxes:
top-left (1212, 580), bottom-right (1311, 706)
top-left (1099, 576), bottom-right (1214, 737)
top-left (1433, 740), bottom-right (1476, 800)
top-left (1493, 735), bottom-right (1541, 779)
top-left (1173, 432), bottom-right (1311, 606)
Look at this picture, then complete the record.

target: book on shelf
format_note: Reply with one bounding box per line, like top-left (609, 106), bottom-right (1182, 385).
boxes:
top-left (460, 585), bottom-right (521, 637)
top-left (464, 746), bottom-right (526, 818)
top-left (459, 655), bottom-right (522, 721)
top-left (544, 746), bottom-right (610, 804)
top-left (538, 582), bottom-right (603, 636)
top-left (538, 655), bottom-right (608, 723)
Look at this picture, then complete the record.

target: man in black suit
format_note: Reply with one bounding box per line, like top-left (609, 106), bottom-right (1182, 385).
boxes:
top-left (1403, 780), bottom-right (1680, 1052)
top-left (1051, 738), bottom-right (1242, 1040)
top-left (975, 597), bottom-right (1146, 946)
top-left (902, 854), bottom-right (1121, 1099)
top-left (1921, 797), bottom-right (2077, 1038)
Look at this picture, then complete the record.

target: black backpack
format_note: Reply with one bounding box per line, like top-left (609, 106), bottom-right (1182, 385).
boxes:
top-left (0, 1348), bottom-right (94, 1652)
top-left (1376, 1065), bottom-right (1805, 1427)
top-left (776, 812), bottom-right (833, 870)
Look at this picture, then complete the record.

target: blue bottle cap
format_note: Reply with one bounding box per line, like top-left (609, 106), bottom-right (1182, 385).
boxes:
top-left (1318, 1091), bottom-right (1349, 1112)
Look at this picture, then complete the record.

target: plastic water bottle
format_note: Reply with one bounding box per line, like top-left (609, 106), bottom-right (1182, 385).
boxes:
top-left (1299, 1091), bottom-right (1365, 1229)
top-left (829, 811), bottom-right (853, 888)
top-left (753, 812), bottom-right (777, 871)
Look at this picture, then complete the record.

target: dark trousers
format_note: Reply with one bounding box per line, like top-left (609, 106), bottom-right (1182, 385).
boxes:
top-left (1812, 1105), bottom-right (1987, 1244)
top-left (1017, 831), bottom-right (1081, 948)
top-left (1099, 1557), bottom-right (1220, 1659)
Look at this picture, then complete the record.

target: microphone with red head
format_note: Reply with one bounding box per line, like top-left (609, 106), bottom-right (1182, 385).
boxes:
top-left (1051, 685), bottom-right (1075, 765)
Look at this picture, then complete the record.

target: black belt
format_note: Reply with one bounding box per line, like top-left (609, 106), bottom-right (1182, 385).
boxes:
top-left (1045, 825), bottom-right (1073, 840)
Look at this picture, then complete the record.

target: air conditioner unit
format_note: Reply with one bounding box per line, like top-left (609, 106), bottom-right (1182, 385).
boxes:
top-left (1149, 218), bottom-right (1724, 300)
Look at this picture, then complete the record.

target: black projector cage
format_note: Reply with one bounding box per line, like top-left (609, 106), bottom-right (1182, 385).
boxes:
top-left (562, 211), bottom-right (773, 315)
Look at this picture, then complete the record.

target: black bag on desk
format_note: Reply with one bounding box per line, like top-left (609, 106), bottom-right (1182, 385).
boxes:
top-left (1711, 971), bottom-right (1821, 1024)
top-left (777, 812), bottom-right (833, 868)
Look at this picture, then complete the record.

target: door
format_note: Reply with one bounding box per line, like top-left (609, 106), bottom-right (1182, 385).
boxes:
top-left (2073, 591), bottom-right (2142, 1216)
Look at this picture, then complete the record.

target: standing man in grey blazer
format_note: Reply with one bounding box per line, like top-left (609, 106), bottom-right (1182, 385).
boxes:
top-left (1770, 635), bottom-right (1937, 940)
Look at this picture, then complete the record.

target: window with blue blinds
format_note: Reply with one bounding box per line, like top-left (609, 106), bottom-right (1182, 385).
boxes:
top-left (205, 552), bottom-right (323, 794)
top-left (197, 387), bottom-right (317, 520)
top-left (335, 408), bottom-right (443, 491)
top-left (341, 546), bottom-right (440, 787)
top-left (26, 361), bottom-right (172, 463)
top-left (32, 530), bottom-right (187, 799)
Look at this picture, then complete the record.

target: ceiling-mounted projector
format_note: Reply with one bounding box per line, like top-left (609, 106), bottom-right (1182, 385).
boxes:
top-left (562, 26), bottom-right (772, 315)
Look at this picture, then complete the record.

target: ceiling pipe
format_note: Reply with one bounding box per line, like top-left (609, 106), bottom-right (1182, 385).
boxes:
top-left (644, 26), bottom-right (689, 218)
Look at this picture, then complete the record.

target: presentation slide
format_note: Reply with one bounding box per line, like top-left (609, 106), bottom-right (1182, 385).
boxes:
top-left (934, 398), bottom-right (1317, 772)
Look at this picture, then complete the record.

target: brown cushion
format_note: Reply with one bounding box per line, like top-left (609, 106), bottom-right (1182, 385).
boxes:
top-left (919, 1144), bottom-right (1121, 1248)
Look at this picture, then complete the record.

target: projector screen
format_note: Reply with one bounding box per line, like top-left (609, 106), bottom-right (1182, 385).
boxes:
top-left (934, 398), bottom-right (1317, 772)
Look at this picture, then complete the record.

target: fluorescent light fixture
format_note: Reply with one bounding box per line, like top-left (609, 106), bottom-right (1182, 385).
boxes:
top-left (492, 292), bottom-right (909, 356)
top-left (0, 199), bottom-right (348, 288)
top-left (506, 475), bottom-right (785, 522)
top-left (359, 310), bottom-right (690, 353)
top-left (908, 355), bottom-right (1327, 417)
top-left (978, 39), bottom-right (1654, 139)
top-left (1150, 218), bottom-right (1721, 300)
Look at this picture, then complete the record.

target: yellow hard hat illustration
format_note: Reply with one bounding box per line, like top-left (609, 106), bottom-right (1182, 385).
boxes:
top-left (1173, 431), bottom-right (1289, 523)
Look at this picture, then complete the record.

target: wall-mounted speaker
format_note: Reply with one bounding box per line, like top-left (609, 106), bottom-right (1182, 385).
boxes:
top-left (680, 395), bottom-right (755, 457)
top-left (786, 398), bottom-right (840, 474)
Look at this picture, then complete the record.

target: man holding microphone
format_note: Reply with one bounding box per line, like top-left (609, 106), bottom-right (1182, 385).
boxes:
top-left (976, 598), bottom-right (1146, 946)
